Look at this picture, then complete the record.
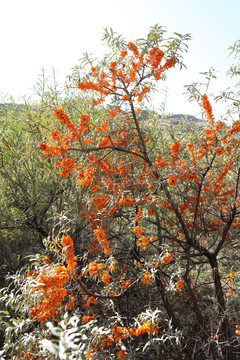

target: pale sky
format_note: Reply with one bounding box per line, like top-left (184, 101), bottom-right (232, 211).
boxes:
top-left (1, 0), bottom-right (239, 119)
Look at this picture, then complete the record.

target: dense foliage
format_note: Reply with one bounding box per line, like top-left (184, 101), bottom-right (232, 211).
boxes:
top-left (0, 26), bottom-right (240, 360)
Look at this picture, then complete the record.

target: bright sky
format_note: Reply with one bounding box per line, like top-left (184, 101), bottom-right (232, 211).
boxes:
top-left (1, 0), bottom-right (239, 119)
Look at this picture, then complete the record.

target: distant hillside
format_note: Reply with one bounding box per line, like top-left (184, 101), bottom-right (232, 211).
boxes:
top-left (0, 103), bottom-right (26, 114)
top-left (0, 104), bottom-right (207, 128)
top-left (140, 110), bottom-right (207, 128)
top-left (159, 114), bottom-right (206, 127)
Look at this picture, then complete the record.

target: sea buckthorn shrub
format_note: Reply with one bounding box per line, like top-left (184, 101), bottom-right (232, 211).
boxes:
top-left (1, 26), bottom-right (240, 360)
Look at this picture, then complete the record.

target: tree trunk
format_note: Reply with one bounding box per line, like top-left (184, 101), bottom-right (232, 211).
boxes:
top-left (208, 255), bottom-right (236, 360)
